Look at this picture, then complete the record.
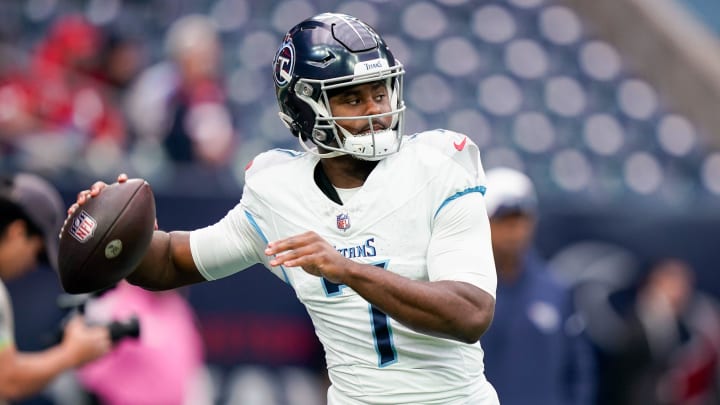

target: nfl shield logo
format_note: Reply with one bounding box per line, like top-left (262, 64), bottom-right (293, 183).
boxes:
top-left (336, 213), bottom-right (351, 231)
top-left (70, 210), bottom-right (97, 243)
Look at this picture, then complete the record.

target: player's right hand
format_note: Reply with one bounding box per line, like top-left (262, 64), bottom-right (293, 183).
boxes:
top-left (60, 315), bottom-right (112, 367)
top-left (266, 231), bottom-right (355, 284)
top-left (67, 173), bottom-right (128, 216)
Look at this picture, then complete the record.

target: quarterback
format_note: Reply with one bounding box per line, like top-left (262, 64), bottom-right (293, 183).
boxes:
top-left (72, 13), bottom-right (499, 404)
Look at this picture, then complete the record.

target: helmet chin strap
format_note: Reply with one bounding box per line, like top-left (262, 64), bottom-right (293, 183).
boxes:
top-left (296, 125), bottom-right (399, 161)
top-left (297, 132), bottom-right (345, 159)
top-left (337, 126), bottom-right (399, 161)
top-left (280, 110), bottom-right (344, 158)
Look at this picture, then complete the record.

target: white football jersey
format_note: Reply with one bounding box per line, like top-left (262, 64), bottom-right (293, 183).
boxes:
top-left (190, 129), bottom-right (498, 404)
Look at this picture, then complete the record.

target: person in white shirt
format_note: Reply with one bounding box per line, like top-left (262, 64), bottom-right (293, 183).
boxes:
top-left (71, 13), bottom-right (498, 405)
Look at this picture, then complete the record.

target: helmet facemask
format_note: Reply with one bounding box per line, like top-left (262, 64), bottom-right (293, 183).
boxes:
top-left (281, 60), bottom-right (405, 161)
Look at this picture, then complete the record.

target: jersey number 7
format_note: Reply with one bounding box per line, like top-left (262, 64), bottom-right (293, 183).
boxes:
top-left (322, 262), bottom-right (398, 367)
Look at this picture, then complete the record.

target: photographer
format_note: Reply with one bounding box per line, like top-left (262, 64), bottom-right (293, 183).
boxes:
top-left (0, 173), bottom-right (112, 403)
top-left (76, 281), bottom-right (208, 405)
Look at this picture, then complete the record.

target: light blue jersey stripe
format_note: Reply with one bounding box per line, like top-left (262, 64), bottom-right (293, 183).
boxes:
top-left (434, 186), bottom-right (486, 219)
top-left (244, 210), bottom-right (291, 285)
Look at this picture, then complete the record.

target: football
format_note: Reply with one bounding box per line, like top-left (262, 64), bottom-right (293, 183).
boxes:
top-left (58, 178), bottom-right (156, 294)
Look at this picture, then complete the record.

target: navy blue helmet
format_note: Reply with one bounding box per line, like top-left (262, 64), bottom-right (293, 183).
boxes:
top-left (273, 13), bottom-right (405, 160)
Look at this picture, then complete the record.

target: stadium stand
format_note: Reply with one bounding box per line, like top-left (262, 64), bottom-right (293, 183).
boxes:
top-left (1, 0), bottom-right (719, 205)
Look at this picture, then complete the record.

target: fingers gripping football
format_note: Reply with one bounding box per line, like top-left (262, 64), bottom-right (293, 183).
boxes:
top-left (67, 174), bottom-right (128, 217)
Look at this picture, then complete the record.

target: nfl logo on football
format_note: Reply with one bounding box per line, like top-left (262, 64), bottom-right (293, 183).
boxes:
top-left (336, 213), bottom-right (350, 231)
top-left (70, 210), bottom-right (97, 243)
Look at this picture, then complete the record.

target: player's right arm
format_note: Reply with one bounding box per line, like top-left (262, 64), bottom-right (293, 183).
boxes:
top-left (71, 174), bottom-right (204, 290)
top-left (126, 230), bottom-right (205, 290)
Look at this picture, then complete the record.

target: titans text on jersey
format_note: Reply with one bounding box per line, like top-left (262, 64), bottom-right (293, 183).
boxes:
top-left (335, 238), bottom-right (377, 259)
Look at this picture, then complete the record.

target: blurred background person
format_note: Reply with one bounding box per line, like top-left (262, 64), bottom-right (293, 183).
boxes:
top-left (0, 14), bottom-right (127, 176)
top-left (0, 172), bottom-right (111, 403)
top-left (75, 281), bottom-right (211, 405)
top-left (480, 167), bottom-right (596, 405)
top-left (124, 14), bottom-right (238, 170)
top-left (592, 257), bottom-right (720, 405)
top-left (87, 28), bottom-right (146, 102)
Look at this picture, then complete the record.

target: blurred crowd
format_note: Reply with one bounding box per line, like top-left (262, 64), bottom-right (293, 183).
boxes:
top-left (0, 13), bottom-right (240, 186)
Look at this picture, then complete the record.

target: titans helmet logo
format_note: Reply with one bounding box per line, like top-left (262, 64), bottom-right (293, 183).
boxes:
top-left (273, 38), bottom-right (295, 87)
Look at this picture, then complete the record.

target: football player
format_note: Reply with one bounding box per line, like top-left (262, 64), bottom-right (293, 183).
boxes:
top-left (72, 13), bottom-right (498, 404)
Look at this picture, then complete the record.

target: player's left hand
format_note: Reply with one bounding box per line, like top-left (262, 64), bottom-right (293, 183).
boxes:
top-left (66, 173), bottom-right (158, 231)
top-left (265, 231), bottom-right (350, 284)
top-left (68, 173), bottom-right (129, 216)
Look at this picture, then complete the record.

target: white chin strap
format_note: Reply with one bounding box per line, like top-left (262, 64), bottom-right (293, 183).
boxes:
top-left (296, 135), bottom-right (345, 159)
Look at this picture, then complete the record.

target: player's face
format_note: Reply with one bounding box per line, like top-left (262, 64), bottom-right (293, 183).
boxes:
top-left (328, 81), bottom-right (393, 136)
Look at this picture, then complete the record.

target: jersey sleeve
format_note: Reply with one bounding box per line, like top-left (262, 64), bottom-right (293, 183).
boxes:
top-left (190, 149), bottom-right (306, 281)
top-left (189, 202), bottom-right (267, 281)
top-left (426, 190), bottom-right (497, 298)
top-left (416, 130), bottom-right (496, 297)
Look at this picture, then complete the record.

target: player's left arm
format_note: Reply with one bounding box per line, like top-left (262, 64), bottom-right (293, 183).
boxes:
top-left (265, 192), bottom-right (496, 344)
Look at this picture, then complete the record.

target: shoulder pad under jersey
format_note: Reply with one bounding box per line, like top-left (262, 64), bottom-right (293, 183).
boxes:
top-left (243, 148), bottom-right (306, 179)
top-left (405, 129), bottom-right (485, 183)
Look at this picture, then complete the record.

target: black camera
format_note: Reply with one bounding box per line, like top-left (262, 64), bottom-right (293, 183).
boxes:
top-left (54, 285), bottom-right (141, 344)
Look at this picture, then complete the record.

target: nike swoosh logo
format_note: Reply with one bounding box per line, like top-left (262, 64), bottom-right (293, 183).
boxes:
top-left (453, 136), bottom-right (467, 151)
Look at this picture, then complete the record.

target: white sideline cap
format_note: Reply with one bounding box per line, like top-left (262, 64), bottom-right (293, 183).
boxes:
top-left (484, 167), bottom-right (538, 218)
